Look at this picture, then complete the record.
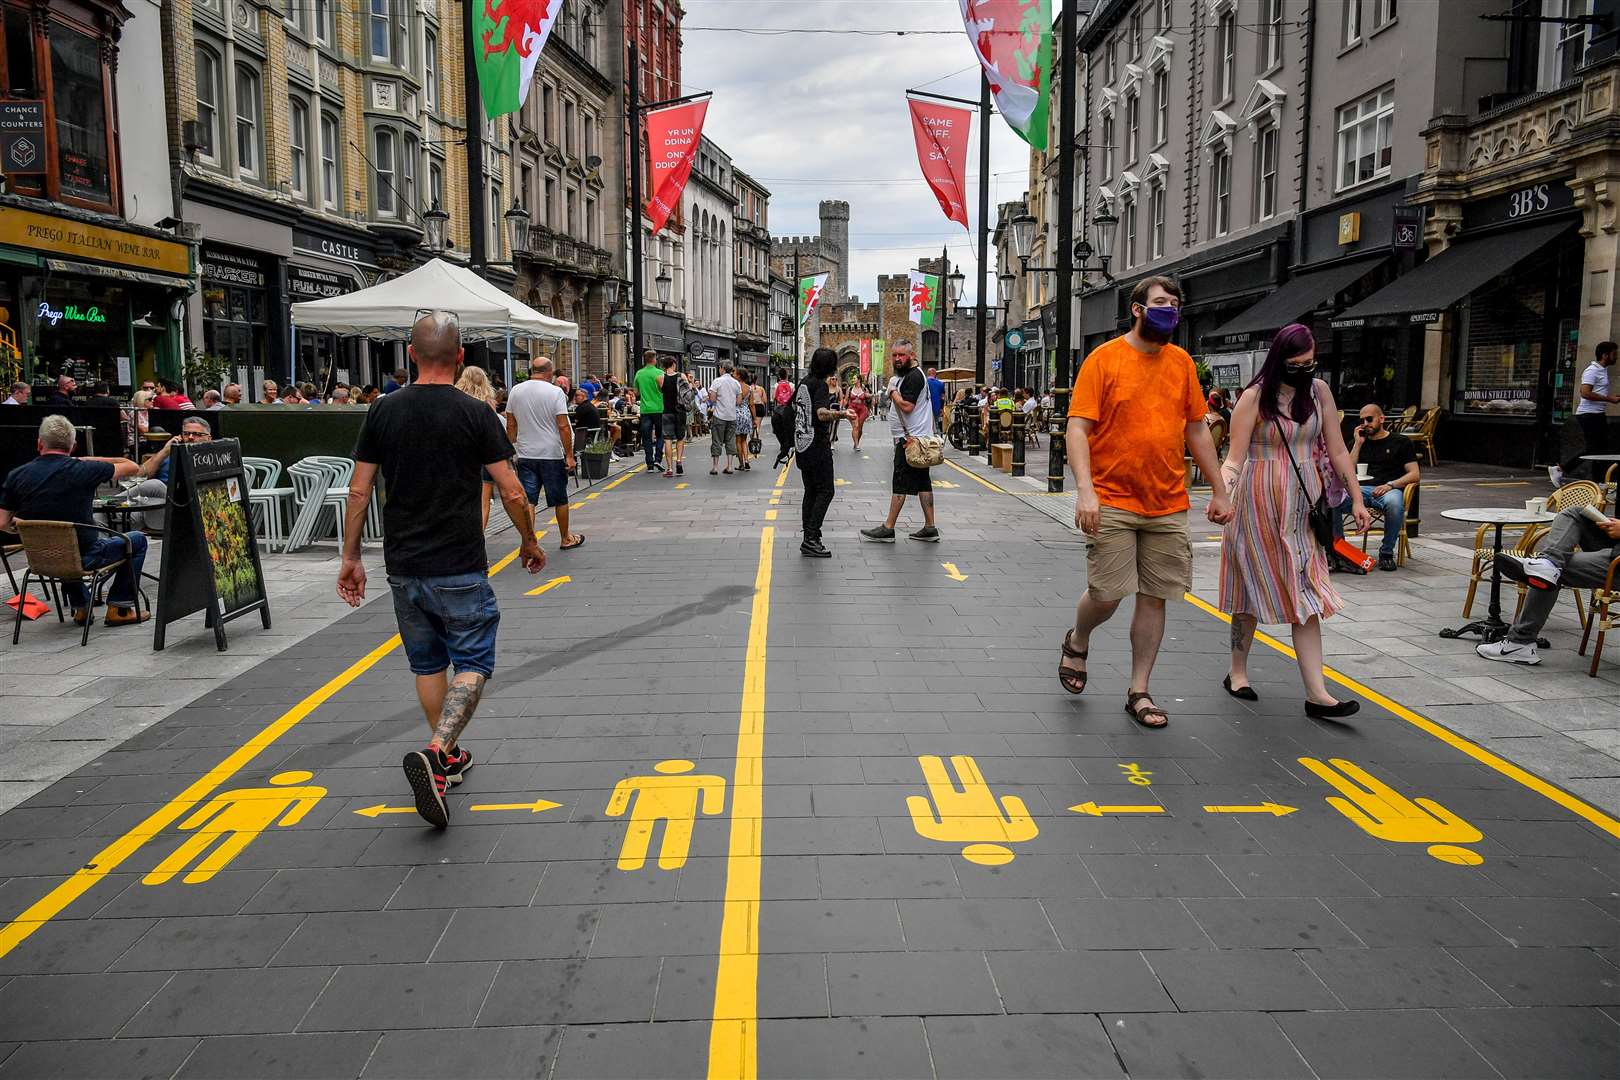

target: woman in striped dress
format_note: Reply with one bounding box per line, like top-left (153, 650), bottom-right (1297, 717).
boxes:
top-left (1218, 324), bottom-right (1369, 719)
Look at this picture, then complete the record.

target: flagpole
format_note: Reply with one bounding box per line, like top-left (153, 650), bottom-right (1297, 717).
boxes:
top-left (975, 71), bottom-right (991, 389)
top-left (462, 0), bottom-right (488, 271)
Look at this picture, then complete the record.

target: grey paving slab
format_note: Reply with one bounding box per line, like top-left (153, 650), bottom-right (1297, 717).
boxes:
top-left (550, 1021), bottom-right (709, 1080)
top-left (1299, 947), bottom-right (1508, 1009)
top-left (895, 898), bottom-right (1062, 951)
top-left (1322, 897), bottom-right (1507, 947)
top-left (826, 951), bottom-right (1000, 1016)
top-left (1181, 897), bottom-right (1364, 948)
top-left (654, 954), bottom-right (828, 1021)
top-left (431, 905), bottom-right (600, 963)
top-left (269, 909), bottom-right (452, 967)
top-left (987, 950), bottom-right (1176, 1013)
top-left (924, 1014), bottom-right (1126, 1079)
top-left (112, 913), bottom-right (305, 971)
top-left (361, 1026), bottom-right (562, 1079)
top-left (757, 899), bottom-right (906, 953)
top-left (756, 1017), bottom-right (934, 1080)
top-left (122, 966), bottom-right (336, 1036)
top-left (1458, 897), bottom-right (1620, 947)
top-left (0, 1037), bottom-right (199, 1080)
top-left (1102, 1011), bottom-right (1313, 1080)
top-left (0, 971), bottom-right (174, 1039)
top-left (1441, 1006), bottom-right (1620, 1079)
top-left (301, 961), bottom-right (498, 1031)
top-left (0, 915), bottom-right (154, 975)
top-left (1449, 946), bottom-right (1620, 1006)
top-left (1275, 1009), bottom-right (1499, 1079)
top-left (477, 958), bottom-right (660, 1026)
top-left (173, 1032), bottom-right (381, 1079)
top-left (1146, 947), bottom-right (1342, 1011)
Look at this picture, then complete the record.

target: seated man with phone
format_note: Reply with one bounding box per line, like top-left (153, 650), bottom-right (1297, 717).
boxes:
top-left (1331, 404), bottom-right (1420, 571)
top-left (1484, 503), bottom-right (1620, 665)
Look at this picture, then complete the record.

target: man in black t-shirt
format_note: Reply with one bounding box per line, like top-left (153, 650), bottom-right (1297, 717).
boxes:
top-left (339, 312), bottom-right (545, 828)
top-left (795, 348), bottom-right (854, 557)
top-left (1331, 403), bottom-right (1420, 571)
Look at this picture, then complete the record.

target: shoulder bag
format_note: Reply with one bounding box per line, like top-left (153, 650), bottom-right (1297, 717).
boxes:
top-left (1273, 415), bottom-right (1336, 553)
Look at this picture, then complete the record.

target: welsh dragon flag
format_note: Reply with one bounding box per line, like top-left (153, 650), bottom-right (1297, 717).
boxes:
top-left (959, 0), bottom-right (1053, 150)
top-left (798, 273), bottom-right (829, 329)
top-left (474, 0), bottom-right (565, 119)
top-left (909, 271), bottom-right (941, 329)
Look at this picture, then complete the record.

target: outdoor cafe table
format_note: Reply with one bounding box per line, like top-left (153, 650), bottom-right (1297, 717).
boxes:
top-left (94, 495), bottom-right (165, 535)
top-left (1580, 453), bottom-right (1620, 513)
top-left (1437, 507), bottom-right (1555, 646)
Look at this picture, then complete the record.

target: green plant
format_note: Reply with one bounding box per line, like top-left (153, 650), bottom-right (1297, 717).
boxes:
top-left (583, 438), bottom-right (613, 455)
top-left (1194, 359), bottom-right (1212, 392)
top-left (184, 348), bottom-right (232, 396)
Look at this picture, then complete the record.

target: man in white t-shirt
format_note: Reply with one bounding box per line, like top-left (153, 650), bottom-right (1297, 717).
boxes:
top-left (861, 340), bottom-right (939, 543)
top-left (1554, 340), bottom-right (1618, 484)
top-left (506, 357), bottom-right (583, 550)
top-left (708, 362), bottom-right (742, 475)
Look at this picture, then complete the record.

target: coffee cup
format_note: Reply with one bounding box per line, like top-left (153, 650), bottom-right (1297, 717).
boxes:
top-left (1356, 464), bottom-right (1371, 480)
top-left (1525, 497), bottom-right (1548, 515)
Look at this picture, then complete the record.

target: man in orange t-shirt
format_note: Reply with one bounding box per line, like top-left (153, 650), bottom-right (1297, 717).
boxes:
top-left (1056, 276), bottom-right (1232, 729)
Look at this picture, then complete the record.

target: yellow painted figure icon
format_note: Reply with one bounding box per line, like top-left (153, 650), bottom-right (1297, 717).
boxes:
top-left (1299, 757), bottom-right (1485, 865)
top-left (143, 771), bottom-right (326, 886)
top-left (607, 759), bottom-right (726, 871)
top-left (908, 754), bottom-right (1038, 865)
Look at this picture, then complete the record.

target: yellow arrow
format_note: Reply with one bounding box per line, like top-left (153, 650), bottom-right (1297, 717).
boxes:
top-left (942, 562), bottom-right (969, 582)
top-left (1069, 801), bottom-right (1166, 816)
top-left (676, 483), bottom-right (689, 490)
top-left (934, 479), bottom-right (960, 488)
top-left (352, 804), bottom-right (420, 818)
top-left (1203, 802), bottom-right (1298, 816)
top-left (469, 798), bottom-right (562, 814)
top-left (525, 575), bottom-right (571, 597)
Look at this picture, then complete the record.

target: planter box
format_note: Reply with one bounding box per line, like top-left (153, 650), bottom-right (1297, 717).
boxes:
top-left (580, 452), bottom-right (611, 481)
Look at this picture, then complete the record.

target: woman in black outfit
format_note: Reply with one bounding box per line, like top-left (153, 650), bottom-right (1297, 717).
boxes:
top-left (796, 348), bottom-right (854, 558)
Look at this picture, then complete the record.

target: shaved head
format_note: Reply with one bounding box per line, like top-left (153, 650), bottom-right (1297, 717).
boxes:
top-left (410, 311), bottom-right (462, 371)
top-left (530, 357), bottom-right (554, 377)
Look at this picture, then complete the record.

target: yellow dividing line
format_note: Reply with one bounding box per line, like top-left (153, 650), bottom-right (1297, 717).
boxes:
top-left (708, 525), bottom-right (774, 1078)
top-left (775, 458), bottom-right (792, 488)
top-left (764, 509), bottom-right (778, 521)
top-left (600, 464), bottom-right (644, 491)
top-left (1182, 591), bottom-right (1620, 840)
top-left (525, 575), bottom-right (571, 597)
top-left (944, 457), bottom-right (1009, 493)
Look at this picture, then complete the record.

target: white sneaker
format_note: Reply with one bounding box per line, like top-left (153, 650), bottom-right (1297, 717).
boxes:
top-left (1476, 639), bottom-right (1541, 665)
top-left (1495, 553), bottom-right (1560, 590)
top-left (1548, 465), bottom-right (1564, 487)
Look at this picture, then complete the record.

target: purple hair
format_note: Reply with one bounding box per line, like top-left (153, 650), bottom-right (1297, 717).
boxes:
top-left (1251, 322), bottom-right (1317, 425)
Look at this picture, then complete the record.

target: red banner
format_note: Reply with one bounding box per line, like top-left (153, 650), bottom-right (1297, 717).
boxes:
top-left (907, 97), bottom-right (972, 229)
top-left (645, 99), bottom-right (710, 235)
top-left (859, 339), bottom-right (872, 377)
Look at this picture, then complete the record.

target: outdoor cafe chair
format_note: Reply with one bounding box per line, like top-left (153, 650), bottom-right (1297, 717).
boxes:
top-left (243, 456), bottom-right (295, 551)
top-left (1463, 521), bottom-right (1547, 622)
top-left (1356, 483), bottom-right (1417, 567)
top-left (9, 520), bottom-right (148, 647)
top-left (1406, 408), bottom-right (1442, 466)
top-left (282, 458), bottom-right (347, 553)
top-left (1529, 480), bottom-right (1609, 628)
top-left (1578, 551), bottom-right (1620, 677)
top-left (307, 456), bottom-right (378, 542)
top-left (1391, 405), bottom-right (1419, 434)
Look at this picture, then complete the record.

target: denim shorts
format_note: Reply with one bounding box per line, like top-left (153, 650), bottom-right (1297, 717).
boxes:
top-left (515, 457), bottom-right (570, 508)
top-left (387, 572), bottom-right (500, 679)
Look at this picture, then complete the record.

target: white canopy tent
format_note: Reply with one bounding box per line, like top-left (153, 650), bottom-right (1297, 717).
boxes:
top-left (288, 258), bottom-right (579, 387)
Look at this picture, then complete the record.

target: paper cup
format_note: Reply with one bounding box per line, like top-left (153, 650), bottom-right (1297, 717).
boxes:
top-left (1525, 497), bottom-right (1547, 514)
top-left (1356, 464), bottom-right (1371, 480)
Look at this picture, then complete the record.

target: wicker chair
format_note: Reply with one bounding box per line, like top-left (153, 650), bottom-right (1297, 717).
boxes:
top-left (1358, 483), bottom-right (1417, 566)
top-left (1390, 405), bottom-right (1419, 434)
top-left (1463, 521), bottom-right (1546, 619)
top-left (1578, 553), bottom-right (1620, 676)
top-left (1406, 408), bottom-right (1442, 466)
top-left (1528, 481), bottom-right (1610, 627)
top-left (10, 519), bottom-right (148, 646)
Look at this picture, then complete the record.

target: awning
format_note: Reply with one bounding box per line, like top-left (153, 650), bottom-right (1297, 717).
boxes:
top-left (1207, 255), bottom-right (1386, 340)
top-left (1334, 219), bottom-right (1575, 324)
top-left (45, 258), bottom-right (191, 290)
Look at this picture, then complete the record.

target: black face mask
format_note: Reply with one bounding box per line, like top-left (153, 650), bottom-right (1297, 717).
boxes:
top-left (1281, 364), bottom-right (1316, 389)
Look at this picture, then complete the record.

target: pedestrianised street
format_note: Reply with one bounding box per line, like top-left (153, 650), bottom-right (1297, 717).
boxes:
top-left (0, 452), bottom-right (1614, 1079)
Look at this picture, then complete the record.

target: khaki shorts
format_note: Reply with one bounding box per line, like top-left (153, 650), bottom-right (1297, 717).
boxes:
top-left (1086, 507), bottom-right (1192, 603)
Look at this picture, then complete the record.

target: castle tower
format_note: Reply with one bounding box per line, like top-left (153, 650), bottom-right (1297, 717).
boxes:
top-left (819, 200), bottom-right (850, 300)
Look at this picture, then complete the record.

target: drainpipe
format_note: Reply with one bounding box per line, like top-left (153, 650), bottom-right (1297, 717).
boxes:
top-left (1295, 0), bottom-right (1317, 266)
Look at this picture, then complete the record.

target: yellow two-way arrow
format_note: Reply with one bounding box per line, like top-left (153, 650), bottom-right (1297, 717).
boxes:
top-left (352, 797), bottom-right (562, 818)
top-left (1069, 801), bottom-right (1166, 817)
top-left (1203, 802), bottom-right (1298, 816)
top-left (942, 562), bottom-right (969, 582)
top-left (352, 804), bottom-right (418, 818)
top-left (526, 575), bottom-right (571, 597)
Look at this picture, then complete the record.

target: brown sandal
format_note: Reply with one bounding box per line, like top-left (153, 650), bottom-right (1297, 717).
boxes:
top-left (1125, 691), bottom-right (1169, 729)
top-left (1058, 630), bottom-right (1089, 694)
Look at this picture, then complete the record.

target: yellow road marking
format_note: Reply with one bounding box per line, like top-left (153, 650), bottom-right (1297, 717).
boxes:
top-left (468, 798), bottom-right (562, 814)
top-left (1069, 801), bottom-right (1166, 816)
top-left (769, 497), bottom-right (780, 505)
top-left (602, 464), bottom-right (643, 491)
top-left (944, 458), bottom-right (1008, 493)
top-left (942, 562), bottom-right (968, 582)
top-left (351, 804), bottom-right (419, 818)
top-left (570, 502), bottom-right (584, 510)
top-left (708, 526), bottom-right (774, 1076)
top-left (1203, 802), bottom-right (1298, 816)
top-left (776, 458), bottom-right (792, 487)
top-left (764, 509), bottom-right (778, 521)
top-left (907, 754), bottom-right (1037, 865)
top-left (587, 492), bottom-right (601, 499)
top-left (609, 760), bottom-right (725, 871)
top-left (676, 483), bottom-right (689, 490)
top-left (525, 575), bottom-right (571, 597)
top-left (1182, 591), bottom-right (1620, 840)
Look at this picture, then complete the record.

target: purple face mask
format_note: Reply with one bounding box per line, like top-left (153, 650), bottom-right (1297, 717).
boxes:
top-left (1142, 305), bottom-right (1181, 336)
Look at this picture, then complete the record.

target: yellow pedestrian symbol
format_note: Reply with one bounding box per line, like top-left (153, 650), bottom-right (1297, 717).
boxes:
top-left (1299, 757), bottom-right (1485, 865)
top-left (606, 759), bottom-right (726, 871)
top-left (907, 754), bottom-right (1038, 866)
top-left (143, 771), bottom-right (327, 886)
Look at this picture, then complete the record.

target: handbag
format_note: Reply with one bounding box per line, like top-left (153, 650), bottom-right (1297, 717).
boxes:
top-left (1273, 416), bottom-right (1336, 553)
top-left (905, 434), bottom-right (946, 468)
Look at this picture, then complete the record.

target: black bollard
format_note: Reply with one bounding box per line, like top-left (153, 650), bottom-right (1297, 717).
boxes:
top-left (1048, 427), bottom-right (1065, 493)
top-left (1011, 409), bottom-right (1026, 477)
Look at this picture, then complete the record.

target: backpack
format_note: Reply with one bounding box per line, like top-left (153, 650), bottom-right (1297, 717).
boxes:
top-left (793, 382), bottom-right (816, 454)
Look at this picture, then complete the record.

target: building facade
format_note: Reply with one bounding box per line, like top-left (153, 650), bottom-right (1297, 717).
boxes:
top-left (0, 0), bottom-right (192, 392)
top-left (166, 0), bottom-right (514, 397)
top-left (511, 0), bottom-right (624, 382)
top-left (733, 169), bottom-right (772, 375)
top-left (683, 136), bottom-right (737, 373)
top-left (769, 272), bottom-right (795, 366)
top-left (624, 0), bottom-right (686, 376)
top-left (771, 200), bottom-right (850, 301)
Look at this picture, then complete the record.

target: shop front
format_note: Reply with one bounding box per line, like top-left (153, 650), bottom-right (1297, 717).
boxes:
top-left (288, 226), bottom-right (377, 392)
top-left (686, 328), bottom-right (737, 384)
top-left (199, 244), bottom-right (275, 400)
top-left (0, 200), bottom-right (191, 390)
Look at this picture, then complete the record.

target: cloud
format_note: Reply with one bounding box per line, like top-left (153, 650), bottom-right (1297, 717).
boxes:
top-left (681, 0), bottom-right (1034, 304)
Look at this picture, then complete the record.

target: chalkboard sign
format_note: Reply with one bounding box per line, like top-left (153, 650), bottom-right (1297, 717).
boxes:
top-left (153, 438), bottom-right (271, 651)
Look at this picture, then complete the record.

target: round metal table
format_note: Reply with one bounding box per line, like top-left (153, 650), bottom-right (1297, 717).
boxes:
top-left (95, 496), bottom-right (165, 534)
top-left (1437, 507), bottom-right (1555, 645)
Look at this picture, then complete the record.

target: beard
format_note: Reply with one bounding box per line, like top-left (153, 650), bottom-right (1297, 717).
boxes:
top-left (1136, 317), bottom-right (1172, 345)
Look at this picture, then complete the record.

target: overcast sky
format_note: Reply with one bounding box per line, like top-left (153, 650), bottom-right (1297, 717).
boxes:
top-left (681, 0), bottom-right (1035, 305)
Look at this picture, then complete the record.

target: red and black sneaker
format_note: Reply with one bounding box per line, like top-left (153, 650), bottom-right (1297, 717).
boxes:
top-left (442, 746), bottom-right (473, 785)
top-left (402, 748), bottom-right (451, 828)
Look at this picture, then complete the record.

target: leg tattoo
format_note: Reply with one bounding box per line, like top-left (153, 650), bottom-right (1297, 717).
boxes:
top-left (431, 674), bottom-right (486, 750)
top-left (1230, 615), bottom-right (1257, 655)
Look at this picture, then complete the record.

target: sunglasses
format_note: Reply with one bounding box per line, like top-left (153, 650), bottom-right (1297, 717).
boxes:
top-left (415, 308), bottom-right (461, 326)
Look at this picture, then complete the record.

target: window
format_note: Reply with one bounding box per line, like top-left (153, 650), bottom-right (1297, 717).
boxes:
top-left (1125, 93), bottom-right (1139, 163)
top-left (544, 174), bottom-right (556, 226)
top-left (1121, 196), bottom-right (1137, 269)
top-left (374, 128), bottom-right (396, 215)
top-left (1210, 148), bottom-right (1231, 237)
top-left (283, 0), bottom-right (304, 33)
top-left (1101, 113), bottom-right (1115, 179)
top-left (424, 30), bottom-right (438, 111)
top-left (1106, 37), bottom-right (1118, 83)
top-left (1157, 0), bottom-right (1172, 31)
top-left (563, 99), bottom-right (575, 157)
top-left (1149, 180), bottom-right (1166, 259)
top-left (402, 135), bottom-right (418, 215)
top-left (234, 64), bottom-right (261, 180)
top-left (194, 45), bottom-right (221, 162)
top-left (1335, 85), bottom-right (1394, 190)
top-left (520, 163), bottom-right (534, 214)
top-left (1375, 0), bottom-right (1397, 26)
top-left (6, 6), bottom-right (36, 96)
top-left (429, 160), bottom-right (443, 211)
top-left (1255, 124), bottom-right (1278, 220)
top-left (49, 22), bottom-right (113, 204)
top-left (542, 84), bottom-right (555, 143)
top-left (584, 112), bottom-right (597, 161)
top-left (320, 110), bottom-right (340, 209)
top-left (489, 183), bottom-right (503, 258)
top-left (289, 98), bottom-right (310, 200)
top-left (566, 187), bottom-right (577, 236)
top-left (1152, 69), bottom-right (1169, 145)
top-left (586, 195), bottom-right (597, 245)
top-left (370, 0), bottom-right (392, 62)
top-left (315, 0), bottom-right (334, 45)
top-left (1342, 0), bottom-right (1362, 47)
top-left (1130, 10), bottom-right (1143, 58)
top-left (1261, 0), bottom-right (1284, 70)
top-left (1549, 0), bottom-right (1590, 85)
top-left (582, 14), bottom-right (597, 66)
top-left (1216, 13), bottom-right (1235, 101)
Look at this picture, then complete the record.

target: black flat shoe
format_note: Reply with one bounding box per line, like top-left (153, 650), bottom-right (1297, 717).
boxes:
top-left (1223, 675), bottom-right (1258, 701)
top-left (1304, 698), bottom-right (1360, 720)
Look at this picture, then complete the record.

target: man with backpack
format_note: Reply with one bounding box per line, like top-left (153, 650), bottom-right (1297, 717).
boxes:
top-left (795, 348), bottom-right (855, 557)
top-left (771, 367), bottom-right (796, 467)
